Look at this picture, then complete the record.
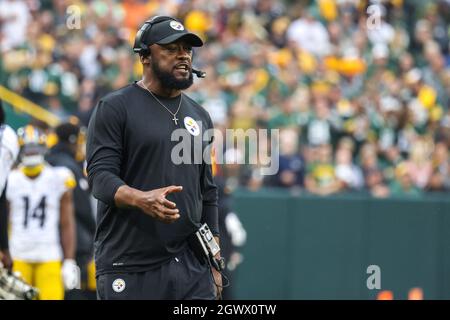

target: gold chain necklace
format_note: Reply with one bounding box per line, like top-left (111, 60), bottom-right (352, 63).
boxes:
top-left (140, 80), bottom-right (182, 125)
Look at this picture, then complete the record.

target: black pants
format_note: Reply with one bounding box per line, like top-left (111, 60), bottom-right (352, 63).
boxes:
top-left (96, 246), bottom-right (216, 300)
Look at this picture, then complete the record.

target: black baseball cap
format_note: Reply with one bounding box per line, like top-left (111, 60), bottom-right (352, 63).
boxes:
top-left (141, 18), bottom-right (203, 48)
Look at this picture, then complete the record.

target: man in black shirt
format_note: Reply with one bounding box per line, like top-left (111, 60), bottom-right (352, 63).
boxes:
top-left (86, 16), bottom-right (221, 300)
top-left (47, 120), bottom-right (97, 299)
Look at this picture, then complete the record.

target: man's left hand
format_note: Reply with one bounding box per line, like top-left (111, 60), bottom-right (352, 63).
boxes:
top-left (212, 236), bottom-right (223, 299)
top-left (212, 267), bottom-right (223, 299)
top-left (0, 249), bottom-right (13, 271)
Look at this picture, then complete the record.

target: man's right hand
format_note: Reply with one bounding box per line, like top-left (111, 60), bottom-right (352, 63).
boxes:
top-left (115, 185), bottom-right (183, 223)
top-left (136, 185), bottom-right (183, 223)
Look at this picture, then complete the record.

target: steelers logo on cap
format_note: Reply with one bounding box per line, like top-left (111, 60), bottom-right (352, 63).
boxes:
top-left (170, 21), bottom-right (185, 31)
top-left (184, 116), bottom-right (200, 136)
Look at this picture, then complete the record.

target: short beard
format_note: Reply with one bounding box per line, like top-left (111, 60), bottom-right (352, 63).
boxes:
top-left (152, 59), bottom-right (193, 90)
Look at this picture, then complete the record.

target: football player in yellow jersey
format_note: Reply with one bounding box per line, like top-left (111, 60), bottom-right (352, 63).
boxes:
top-left (6, 125), bottom-right (80, 300)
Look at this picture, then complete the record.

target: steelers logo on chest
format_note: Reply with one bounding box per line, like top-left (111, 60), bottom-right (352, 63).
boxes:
top-left (184, 116), bottom-right (200, 136)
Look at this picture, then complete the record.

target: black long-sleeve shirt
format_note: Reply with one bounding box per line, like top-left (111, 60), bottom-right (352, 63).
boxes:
top-left (86, 83), bottom-right (218, 275)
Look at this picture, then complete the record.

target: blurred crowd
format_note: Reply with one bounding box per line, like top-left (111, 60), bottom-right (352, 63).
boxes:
top-left (1, 0), bottom-right (450, 198)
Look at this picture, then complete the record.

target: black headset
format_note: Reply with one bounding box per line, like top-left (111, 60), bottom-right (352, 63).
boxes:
top-left (133, 16), bottom-right (206, 78)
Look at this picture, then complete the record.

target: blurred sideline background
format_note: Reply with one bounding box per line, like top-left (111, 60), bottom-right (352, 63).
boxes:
top-left (1, 0), bottom-right (450, 299)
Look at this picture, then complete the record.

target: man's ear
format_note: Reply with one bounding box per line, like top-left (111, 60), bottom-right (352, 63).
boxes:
top-left (140, 53), bottom-right (151, 65)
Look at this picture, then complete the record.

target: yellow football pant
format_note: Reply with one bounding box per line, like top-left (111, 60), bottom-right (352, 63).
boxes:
top-left (87, 259), bottom-right (96, 291)
top-left (13, 260), bottom-right (64, 300)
